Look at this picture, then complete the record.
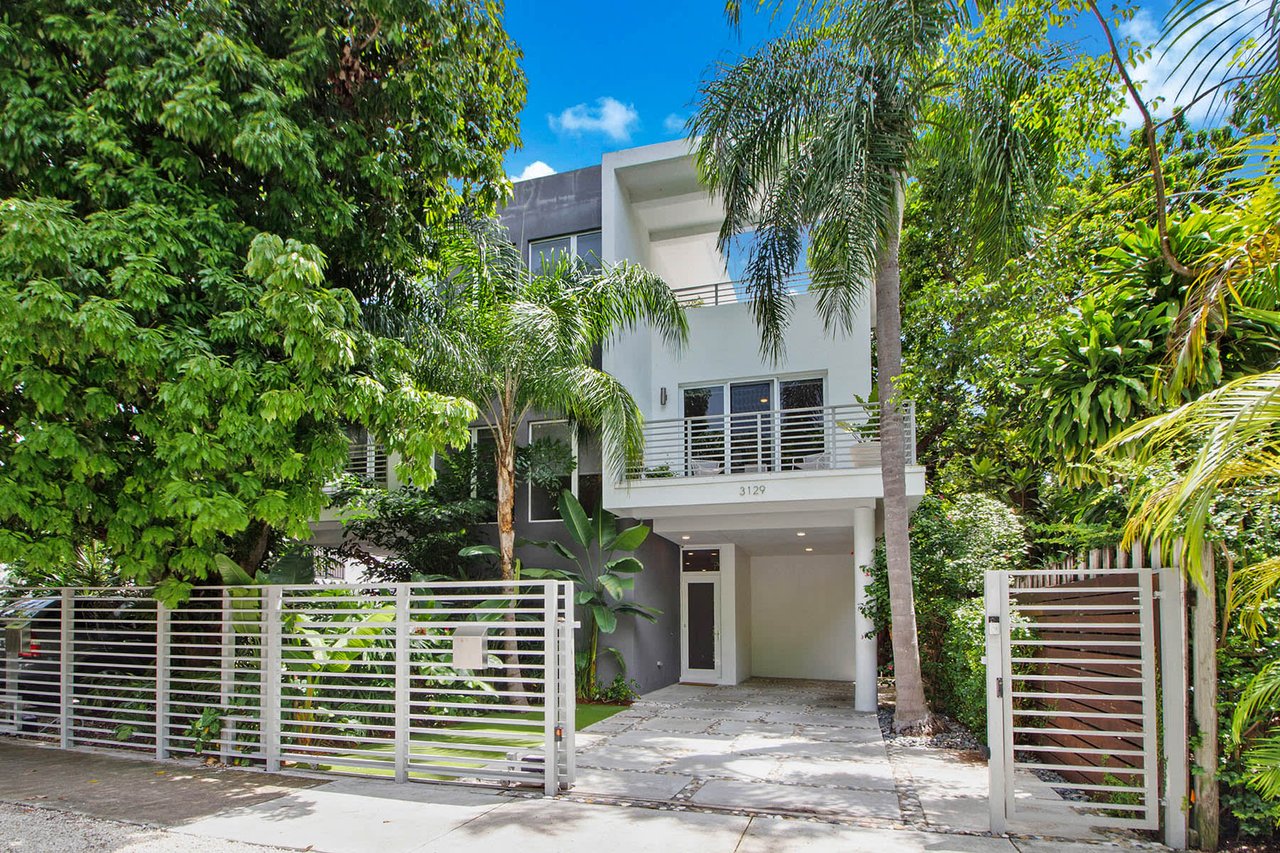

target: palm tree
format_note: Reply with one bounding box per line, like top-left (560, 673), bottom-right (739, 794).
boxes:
top-left (692, 0), bottom-right (1067, 731)
top-left (415, 215), bottom-right (687, 582)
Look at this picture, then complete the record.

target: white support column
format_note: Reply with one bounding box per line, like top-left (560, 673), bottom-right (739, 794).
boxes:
top-left (852, 505), bottom-right (877, 712)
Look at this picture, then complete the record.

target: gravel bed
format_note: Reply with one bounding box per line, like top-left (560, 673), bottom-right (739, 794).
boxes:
top-left (0, 801), bottom-right (291, 853)
top-left (876, 708), bottom-right (985, 752)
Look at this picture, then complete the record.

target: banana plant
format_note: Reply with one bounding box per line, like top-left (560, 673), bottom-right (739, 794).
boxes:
top-left (522, 490), bottom-right (660, 698)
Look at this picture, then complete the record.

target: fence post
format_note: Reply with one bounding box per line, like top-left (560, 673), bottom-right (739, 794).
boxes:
top-left (558, 581), bottom-right (576, 788)
top-left (263, 586), bottom-right (282, 772)
top-left (156, 601), bottom-right (170, 759)
top-left (394, 585), bottom-right (410, 783)
top-left (543, 582), bottom-right (559, 796)
top-left (220, 590), bottom-right (236, 765)
top-left (985, 571), bottom-right (1008, 834)
top-left (59, 589), bottom-right (73, 749)
top-left (1157, 567), bottom-right (1189, 849)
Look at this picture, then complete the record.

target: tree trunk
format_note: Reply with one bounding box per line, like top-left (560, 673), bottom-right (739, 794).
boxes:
top-left (1193, 552), bottom-right (1219, 850)
top-left (875, 198), bottom-right (932, 734)
top-left (495, 430), bottom-right (527, 705)
top-left (496, 433), bottom-right (517, 581)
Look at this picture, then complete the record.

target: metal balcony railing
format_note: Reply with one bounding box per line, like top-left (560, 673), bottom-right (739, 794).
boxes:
top-left (625, 401), bottom-right (915, 481)
top-left (344, 441), bottom-right (388, 486)
top-left (671, 272), bottom-right (810, 307)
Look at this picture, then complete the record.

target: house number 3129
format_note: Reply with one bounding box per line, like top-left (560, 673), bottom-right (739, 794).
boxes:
top-left (739, 485), bottom-right (766, 497)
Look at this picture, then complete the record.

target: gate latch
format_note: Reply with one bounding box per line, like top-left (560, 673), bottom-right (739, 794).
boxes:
top-left (996, 676), bottom-right (1004, 698)
top-left (987, 614), bottom-right (1001, 636)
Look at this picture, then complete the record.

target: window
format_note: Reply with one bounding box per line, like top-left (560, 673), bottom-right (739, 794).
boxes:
top-left (344, 426), bottom-right (388, 485)
top-left (577, 431), bottom-right (603, 515)
top-left (682, 548), bottom-right (721, 572)
top-left (470, 426), bottom-right (498, 522)
top-left (680, 376), bottom-right (826, 474)
top-left (528, 420), bottom-right (575, 522)
top-left (529, 230), bottom-right (602, 273)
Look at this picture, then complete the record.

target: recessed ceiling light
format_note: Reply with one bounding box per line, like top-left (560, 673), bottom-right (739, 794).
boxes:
top-left (804, 547), bottom-right (813, 552)
top-left (759, 397), bottom-right (769, 403)
top-left (680, 535), bottom-right (690, 540)
top-left (796, 531), bottom-right (806, 537)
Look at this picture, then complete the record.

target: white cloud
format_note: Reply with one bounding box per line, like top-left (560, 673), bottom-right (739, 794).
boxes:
top-left (663, 113), bottom-right (688, 135)
top-left (512, 160), bottom-right (557, 182)
top-left (1116, 2), bottom-right (1263, 126)
top-left (549, 97), bottom-right (639, 142)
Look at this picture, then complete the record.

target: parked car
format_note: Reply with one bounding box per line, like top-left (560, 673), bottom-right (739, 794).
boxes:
top-left (1, 596), bottom-right (158, 734)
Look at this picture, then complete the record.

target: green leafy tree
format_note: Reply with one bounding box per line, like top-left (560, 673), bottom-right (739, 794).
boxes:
top-left (0, 0), bottom-right (521, 602)
top-left (415, 216), bottom-right (686, 582)
top-left (333, 449), bottom-right (493, 583)
top-left (522, 491), bottom-right (661, 699)
top-left (692, 0), bottom-right (1086, 731)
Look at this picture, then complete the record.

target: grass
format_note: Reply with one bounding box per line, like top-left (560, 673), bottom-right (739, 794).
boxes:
top-left (290, 702), bottom-right (628, 780)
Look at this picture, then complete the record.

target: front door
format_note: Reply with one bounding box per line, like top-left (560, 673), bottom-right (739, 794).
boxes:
top-left (680, 548), bottom-right (721, 682)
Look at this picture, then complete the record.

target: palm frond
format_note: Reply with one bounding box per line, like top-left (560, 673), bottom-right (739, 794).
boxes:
top-left (1163, 0), bottom-right (1280, 121)
top-left (1103, 369), bottom-right (1280, 579)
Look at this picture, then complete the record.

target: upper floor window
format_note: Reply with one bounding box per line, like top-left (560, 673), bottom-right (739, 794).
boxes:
top-left (681, 376), bottom-right (825, 474)
top-left (529, 231), bottom-right (602, 274)
top-left (344, 426), bottom-right (388, 486)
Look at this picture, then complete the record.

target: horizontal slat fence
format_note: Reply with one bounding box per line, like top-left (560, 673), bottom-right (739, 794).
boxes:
top-left (0, 581), bottom-right (574, 795)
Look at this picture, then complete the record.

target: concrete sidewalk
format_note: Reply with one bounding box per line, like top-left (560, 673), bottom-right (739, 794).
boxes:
top-left (0, 739), bottom-right (1165, 853)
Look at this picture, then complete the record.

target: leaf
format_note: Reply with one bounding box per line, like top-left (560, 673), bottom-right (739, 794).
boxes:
top-left (614, 602), bottom-right (662, 622)
top-left (605, 523), bottom-right (649, 552)
top-left (458, 544), bottom-right (500, 557)
top-left (558, 490), bottom-right (592, 548)
top-left (598, 573), bottom-right (634, 599)
top-left (521, 566), bottom-right (579, 582)
top-left (215, 554), bottom-right (255, 587)
top-left (520, 537), bottom-right (578, 563)
top-left (604, 557), bottom-right (643, 574)
top-left (590, 604), bottom-right (618, 634)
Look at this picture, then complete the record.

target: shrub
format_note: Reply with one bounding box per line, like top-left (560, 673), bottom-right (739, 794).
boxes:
top-left (940, 598), bottom-right (1034, 742)
top-left (866, 492), bottom-right (1027, 718)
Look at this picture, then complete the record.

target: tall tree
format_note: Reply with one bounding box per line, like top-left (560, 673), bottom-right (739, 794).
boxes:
top-left (415, 217), bottom-right (687, 581)
top-left (0, 0), bottom-right (522, 602)
top-left (692, 0), bottom-right (1077, 730)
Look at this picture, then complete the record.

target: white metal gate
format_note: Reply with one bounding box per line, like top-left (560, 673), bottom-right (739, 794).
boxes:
top-left (985, 567), bottom-right (1186, 843)
top-left (1, 581), bottom-right (576, 794)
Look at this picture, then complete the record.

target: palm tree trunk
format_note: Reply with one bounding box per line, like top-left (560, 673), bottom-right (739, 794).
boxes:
top-left (875, 197), bottom-right (932, 734)
top-left (495, 432), bottom-right (528, 705)
top-left (496, 434), bottom-right (517, 582)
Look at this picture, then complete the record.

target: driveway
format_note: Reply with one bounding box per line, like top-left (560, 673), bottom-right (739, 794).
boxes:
top-left (572, 678), bottom-right (904, 821)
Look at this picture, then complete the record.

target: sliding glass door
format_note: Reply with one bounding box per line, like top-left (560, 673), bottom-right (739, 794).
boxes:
top-left (682, 377), bottom-right (825, 475)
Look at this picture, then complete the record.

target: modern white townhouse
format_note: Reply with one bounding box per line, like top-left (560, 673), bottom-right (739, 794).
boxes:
top-left (318, 140), bottom-right (927, 710)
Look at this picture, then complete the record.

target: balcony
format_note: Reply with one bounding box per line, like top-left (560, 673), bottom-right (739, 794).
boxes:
top-left (671, 272), bottom-right (810, 307)
top-left (336, 440), bottom-right (388, 487)
top-left (625, 402), bottom-right (915, 481)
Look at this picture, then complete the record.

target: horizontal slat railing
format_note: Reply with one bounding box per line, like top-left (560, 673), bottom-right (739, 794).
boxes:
top-left (626, 401), bottom-right (915, 480)
top-left (0, 581), bottom-right (574, 794)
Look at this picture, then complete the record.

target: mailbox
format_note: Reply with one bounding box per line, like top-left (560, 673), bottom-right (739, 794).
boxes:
top-left (4, 619), bottom-right (31, 659)
top-left (452, 624), bottom-right (490, 670)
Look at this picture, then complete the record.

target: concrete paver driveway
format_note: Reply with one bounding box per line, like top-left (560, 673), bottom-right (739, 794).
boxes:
top-left (573, 678), bottom-right (903, 821)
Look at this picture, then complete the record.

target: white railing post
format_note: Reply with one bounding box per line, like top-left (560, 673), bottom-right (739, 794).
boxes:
top-left (156, 601), bottom-right (170, 759)
top-left (220, 589), bottom-right (236, 765)
top-left (559, 581), bottom-right (576, 788)
top-left (543, 582), bottom-right (559, 796)
top-left (1157, 567), bottom-right (1189, 849)
top-left (985, 571), bottom-right (1009, 834)
top-left (263, 586), bottom-right (282, 772)
top-left (59, 589), bottom-right (72, 749)
top-left (394, 584), bottom-right (410, 783)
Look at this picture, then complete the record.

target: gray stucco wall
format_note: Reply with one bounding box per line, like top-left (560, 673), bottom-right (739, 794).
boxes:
top-left (499, 166), bottom-right (602, 255)
top-left (473, 413), bottom-right (680, 697)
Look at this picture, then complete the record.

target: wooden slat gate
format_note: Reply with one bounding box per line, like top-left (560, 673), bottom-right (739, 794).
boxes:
top-left (986, 567), bottom-right (1187, 846)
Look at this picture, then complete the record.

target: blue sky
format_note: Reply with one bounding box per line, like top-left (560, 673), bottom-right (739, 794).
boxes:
top-left (502, 1), bottom-right (781, 179)
top-left (502, 1), bottom-right (1209, 181)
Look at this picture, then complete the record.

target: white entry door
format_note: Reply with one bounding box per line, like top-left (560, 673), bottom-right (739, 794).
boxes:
top-left (680, 548), bottom-right (721, 682)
